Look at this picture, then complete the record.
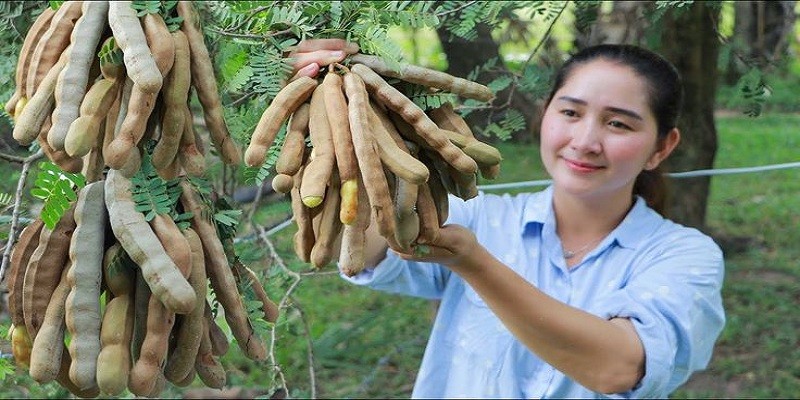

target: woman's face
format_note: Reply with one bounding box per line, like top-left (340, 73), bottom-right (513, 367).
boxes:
top-left (540, 59), bottom-right (665, 203)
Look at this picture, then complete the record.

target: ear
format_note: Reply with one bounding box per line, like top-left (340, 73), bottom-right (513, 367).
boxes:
top-left (644, 128), bottom-right (680, 170)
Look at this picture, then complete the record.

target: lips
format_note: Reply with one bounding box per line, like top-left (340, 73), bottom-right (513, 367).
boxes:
top-left (562, 157), bottom-right (604, 172)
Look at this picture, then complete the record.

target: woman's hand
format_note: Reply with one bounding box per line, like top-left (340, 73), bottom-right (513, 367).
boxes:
top-left (394, 224), bottom-right (483, 270)
top-left (286, 38), bottom-right (360, 81)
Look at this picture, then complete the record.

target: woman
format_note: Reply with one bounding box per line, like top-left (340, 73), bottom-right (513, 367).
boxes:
top-left (291, 40), bottom-right (725, 398)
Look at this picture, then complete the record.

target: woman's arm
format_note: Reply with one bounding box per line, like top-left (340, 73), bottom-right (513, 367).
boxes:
top-left (400, 225), bottom-right (645, 394)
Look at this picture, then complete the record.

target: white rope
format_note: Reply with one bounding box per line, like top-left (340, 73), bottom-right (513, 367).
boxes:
top-left (258, 161), bottom-right (800, 236)
top-left (477, 161), bottom-right (800, 191)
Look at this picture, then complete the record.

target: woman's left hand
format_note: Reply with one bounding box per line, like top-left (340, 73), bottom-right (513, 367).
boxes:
top-left (394, 224), bottom-right (482, 269)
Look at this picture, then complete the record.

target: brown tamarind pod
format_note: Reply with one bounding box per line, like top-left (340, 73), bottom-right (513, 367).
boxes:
top-left (343, 71), bottom-right (399, 249)
top-left (300, 85), bottom-right (335, 208)
top-left (350, 63), bottom-right (477, 176)
top-left (275, 102), bottom-right (310, 176)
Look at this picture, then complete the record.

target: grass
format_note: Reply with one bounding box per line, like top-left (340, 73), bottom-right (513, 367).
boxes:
top-left (0, 113), bottom-right (798, 398)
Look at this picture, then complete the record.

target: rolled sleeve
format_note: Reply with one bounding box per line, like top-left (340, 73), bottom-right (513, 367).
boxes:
top-left (586, 232), bottom-right (726, 398)
top-left (340, 249), bottom-right (452, 299)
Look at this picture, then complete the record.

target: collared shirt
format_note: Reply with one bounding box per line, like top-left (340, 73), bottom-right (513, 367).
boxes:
top-left (342, 186), bottom-right (726, 399)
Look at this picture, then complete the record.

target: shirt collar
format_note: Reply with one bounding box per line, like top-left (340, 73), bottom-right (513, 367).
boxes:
top-left (521, 186), bottom-right (661, 250)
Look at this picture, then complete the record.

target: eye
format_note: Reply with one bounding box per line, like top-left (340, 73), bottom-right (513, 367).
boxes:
top-left (608, 120), bottom-right (631, 130)
top-left (560, 109), bottom-right (578, 117)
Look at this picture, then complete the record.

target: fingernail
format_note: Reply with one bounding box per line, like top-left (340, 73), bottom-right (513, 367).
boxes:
top-left (330, 50), bottom-right (344, 59)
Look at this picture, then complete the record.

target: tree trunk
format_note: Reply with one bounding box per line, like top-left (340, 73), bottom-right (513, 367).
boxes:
top-left (658, 3), bottom-right (721, 229)
top-left (733, 1), bottom-right (796, 70)
top-left (436, 23), bottom-right (541, 143)
top-left (582, 1), bottom-right (652, 46)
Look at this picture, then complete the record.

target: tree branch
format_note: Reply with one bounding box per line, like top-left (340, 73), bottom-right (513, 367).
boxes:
top-left (0, 149), bottom-right (44, 284)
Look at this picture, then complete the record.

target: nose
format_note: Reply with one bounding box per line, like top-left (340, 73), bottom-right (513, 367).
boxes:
top-left (569, 119), bottom-right (602, 154)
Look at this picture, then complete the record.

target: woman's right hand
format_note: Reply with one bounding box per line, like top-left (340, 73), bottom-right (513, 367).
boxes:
top-left (286, 39), bottom-right (360, 81)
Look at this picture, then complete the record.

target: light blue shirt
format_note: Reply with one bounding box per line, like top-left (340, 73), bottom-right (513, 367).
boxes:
top-left (342, 186), bottom-right (725, 398)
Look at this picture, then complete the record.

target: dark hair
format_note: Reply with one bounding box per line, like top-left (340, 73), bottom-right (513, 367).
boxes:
top-left (545, 44), bottom-right (683, 215)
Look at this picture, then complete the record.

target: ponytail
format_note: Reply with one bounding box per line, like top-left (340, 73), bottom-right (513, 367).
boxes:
top-left (633, 166), bottom-right (669, 216)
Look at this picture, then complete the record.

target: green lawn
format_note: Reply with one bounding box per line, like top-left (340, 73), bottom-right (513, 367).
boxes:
top-left (0, 113), bottom-right (798, 398)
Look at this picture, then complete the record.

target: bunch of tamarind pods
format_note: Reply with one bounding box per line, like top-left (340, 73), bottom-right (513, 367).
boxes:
top-left (244, 54), bottom-right (503, 276)
top-left (7, 171), bottom-right (279, 397)
top-left (7, 0), bottom-right (239, 182)
top-left (4, 1), bottom-right (278, 397)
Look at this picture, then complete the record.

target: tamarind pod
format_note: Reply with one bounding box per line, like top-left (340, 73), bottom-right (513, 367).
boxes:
top-left (310, 173), bottom-right (343, 268)
top-left (149, 214), bottom-right (192, 279)
top-left (176, 1), bottom-right (240, 165)
top-left (428, 104), bottom-right (503, 168)
top-left (13, 53), bottom-right (68, 145)
top-left (180, 181), bottom-right (267, 361)
top-left (194, 318), bottom-right (227, 389)
top-left (5, 7), bottom-right (55, 117)
top-left (106, 170), bottom-right (196, 314)
top-left (427, 150), bottom-right (478, 200)
top-left (55, 348), bottom-right (100, 398)
top-left (339, 178), bottom-right (358, 226)
top-left (102, 81), bottom-right (122, 161)
top-left (142, 13), bottom-right (175, 79)
top-left (393, 167), bottom-right (421, 251)
top-left (351, 64), bottom-right (478, 175)
top-left (25, 1), bottom-right (82, 98)
top-left (111, 78), bottom-right (142, 178)
top-left (234, 264), bottom-right (280, 323)
top-left (271, 173), bottom-right (294, 194)
top-left (145, 373), bottom-right (168, 398)
top-left (10, 324), bottom-right (32, 370)
top-left (415, 181), bottom-right (440, 244)
top-left (300, 85), bottom-right (336, 208)
top-left (108, 1), bottom-right (162, 94)
top-left (7, 219), bottom-right (44, 327)
top-left (96, 294), bottom-right (134, 396)
top-left (37, 119), bottom-right (84, 173)
top-left (131, 268), bottom-right (150, 362)
top-left (174, 368), bottom-right (196, 387)
top-left (101, 242), bottom-right (131, 297)
top-left (276, 103), bottom-right (310, 176)
top-left (245, 76), bottom-right (318, 167)
top-left (99, 37), bottom-right (125, 82)
top-left (350, 53), bottom-right (494, 102)
top-left (64, 78), bottom-right (119, 157)
top-left (164, 228), bottom-right (206, 383)
top-left (323, 72), bottom-right (359, 183)
top-left (128, 295), bottom-right (175, 397)
top-left (81, 140), bottom-right (105, 184)
top-left (37, 115), bottom-right (81, 171)
top-left (9, 96), bottom-right (28, 122)
top-left (426, 160), bottom-right (451, 226)
top-left (291, 165), bottom-right (317, 263)
top-left (177, 105), bottom-right (206, 177)
top-left (367, 101), bottom-right (429, 185)
top-left (156, 153), bottom-right (182, 181)
top-left (65, 181), bottom-right (107, 390)
top-left (153, 30), bottom-right (191, 170)
top-left (23, 202), bottom-right (76, 339)
top-left (105, 82), bottom-right (159, 170)
top-left (48, 0), bottom-right (109, 151)
top-left (29, 264), bottom-right (71, 384)
top-left (204, 302), bottom-right (230, 357)
top-left (339, 177), bottom-right (371, 277)
top-left (343, 72), bottom-right (398, 247)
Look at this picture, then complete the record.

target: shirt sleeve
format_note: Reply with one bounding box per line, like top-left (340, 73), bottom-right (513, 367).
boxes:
top-left (585, 230), bottom-right (726, 398)
top-left (339, 194), bottom-right (475, 299)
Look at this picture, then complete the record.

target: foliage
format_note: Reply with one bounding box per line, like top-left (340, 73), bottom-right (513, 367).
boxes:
top-left (130, 145), bottom-right (184, 222)
top-left (29, 162), bottom-right (85, 230)
top-left (130, 1), bottom-right (183, 32)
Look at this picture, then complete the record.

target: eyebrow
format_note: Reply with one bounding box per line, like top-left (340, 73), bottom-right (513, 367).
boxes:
top-left (556, 96), bottom-right (644, 121)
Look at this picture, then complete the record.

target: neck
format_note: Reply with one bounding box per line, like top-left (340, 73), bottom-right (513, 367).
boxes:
top-left (552, 188), bottom-right (634, 244)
